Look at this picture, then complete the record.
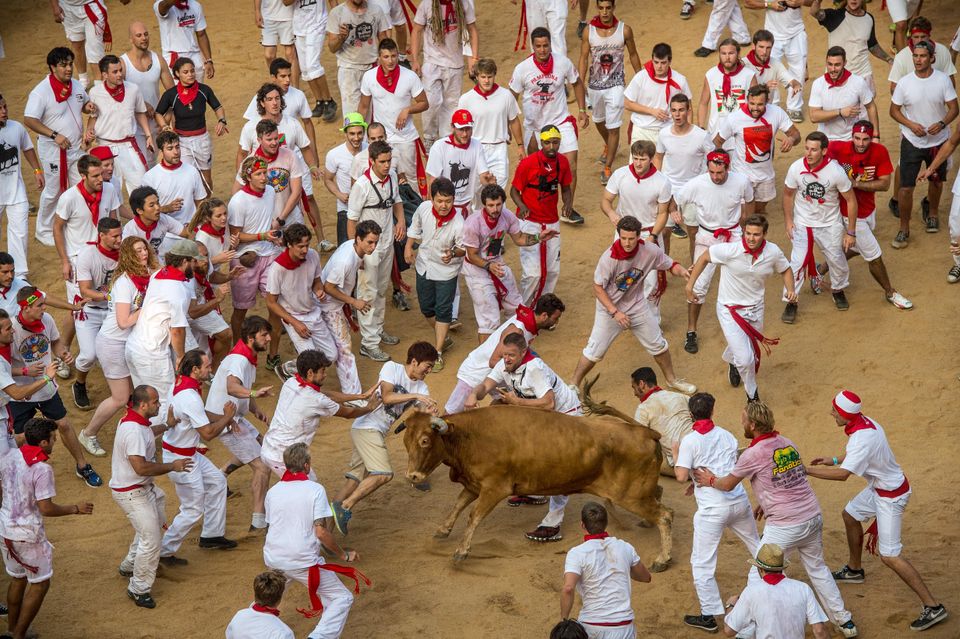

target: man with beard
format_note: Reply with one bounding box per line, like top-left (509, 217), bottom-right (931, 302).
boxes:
top-left (808, 46), bottom-right (879, 142)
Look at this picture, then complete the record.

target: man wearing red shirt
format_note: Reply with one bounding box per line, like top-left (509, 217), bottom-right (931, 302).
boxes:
top-left (822, 121), bottom-right (912, 310)
top-left (510, 125), bottom-right (573, 305)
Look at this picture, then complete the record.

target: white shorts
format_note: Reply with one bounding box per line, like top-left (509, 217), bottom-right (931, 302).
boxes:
top-left (630, 126), bottom-right (660, 145)
top-left (526, 119), bottom-right (579, 155)
top-left (844, 485), bottom-right (910, 557)
top-left (96, 334), bottom-right (130, 380)
top-left (481, 142), bottom-right (510, 190)
top-left (588, 86), bottom-right (625, 128)
top-left (675, 198), bottom-right (698, 227)
top-left (582, 305), bottom-right (668, 361)
top-left (190, 310), bottom-right (230, 339)
top-left (752, 177), bottom-right (776, 203)
top-left (61, 1), bottom-right (107, 62)
top-left (2, 537), bottom-right (54, 583)
top-left (295, 30), bottom-right (327, 80)
top-left (262, 19), bottom-right (295, 46)
top-left (579, 621), bottom-right (636, 639)
top-left (390, 139), bottom-right (417, 180)
top-left (886, 0), bottom-right (920, 22)
top-left (848, 213), bottom-right (882, 262)
top-left (179, 132), bottom-right (213, 171)
top-left (219, 416), bottom-right (262, 464)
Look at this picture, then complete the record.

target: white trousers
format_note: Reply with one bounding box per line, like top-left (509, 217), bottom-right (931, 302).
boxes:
top-left (771, 31), bottom-right (808, 112)
top-left (580, 622), bottom-right (635, 639)
top-left (582, 304), bottom-right (669, 361)
top-left (465, 267), bottom-right (522, 334)
top-left (783, 221), bottom-right (849, 301)
top-left (36, 141), bottom-right (81, 245)
top-left (524, 0), bottom-right (569, 58)
top-left (758, 515), bottom-right (852, 625)
top-left (949, 195), bottom-right (960, 265)
top-left (75, 305), bottom-right (107, 373)
top-left (160, 452), bottom-right (227, 555)
top-left (281, 565), bottom-right (355, 639)
top-left (691, 501), bottom-right (761, 616)
top-left (101, 139), bottom-right (147, 196)
top-left (113, 484), bottom-right (166, 595)
top-left (692, 228), bottom-right (742, 299)
top-left (717, 302), bottom-right (764, 397)
top-left (125, 344), bottom-right (174, 426)
top-left (518, 220), bottom-right (560, 305)
top-left (284, 309), bottom-right (337, 362)
top-left (422, 63), bottom-right (464, 150)
top-left (338, 66), bottom-right (368, 125)
top-left (320, 309), bottom-right (362, 394)
top-left (539, 495), bottom-right (569, 528)
top-left (481, 142), bottom-right (510, 190)
top-left (357, 244), bottom-right (393, 351)
top-left (0, 202), bottom-right (29, 276)
top-left (700, 0), bottom-right (750, 49)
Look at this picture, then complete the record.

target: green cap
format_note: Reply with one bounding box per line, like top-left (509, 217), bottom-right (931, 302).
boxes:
top-left (340, 112), bottom-right (369, 132)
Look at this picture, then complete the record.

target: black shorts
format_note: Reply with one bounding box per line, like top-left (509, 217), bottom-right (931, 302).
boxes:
top-left (10, 395), bottom-right (67, 434)
top-left (415, 272), bottom-right (457, 323)
top-left (900, 137), bottom-right (947, 188)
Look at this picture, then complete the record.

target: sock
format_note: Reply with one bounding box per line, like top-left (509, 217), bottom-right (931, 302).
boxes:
top-left (251, 512), bottom-right (267, 528)
top-left (399, 53), bottom-right (408, 61)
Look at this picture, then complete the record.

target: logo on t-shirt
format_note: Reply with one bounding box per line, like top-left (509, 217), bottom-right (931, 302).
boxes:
top-left (176, 11), bottom-right (197, 29)
top-left (267, 167), bottom-right (291, 193)
top-left (0, 142), bottom-right (19, 173)
top-left (801, 178), bottom-right (826, 204)
top-left (19, 334), bottom-right (49, 364)
top-left (743, 124), bottom-right (772, 164)
top-left (770, 445), bottom-right (807, 490)
top-left (448, 161), bottom-right (470, 192)
top-left (351, 21), bottom-right (374, 46)
top-left (714, 88), bottom-right (746, 114)
top-left (614, 267), bottom-right (644, 292)
top-left (385, 384), bottom-right (409, 419)
top-left (485, 231), bottom-right (505, 257)
top-left (532, 76), bottom-right (558, 105)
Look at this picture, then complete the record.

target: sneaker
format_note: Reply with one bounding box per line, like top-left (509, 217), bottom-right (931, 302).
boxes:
top-left (311, 101), bottom-right (324, 119)
top-left (360, 346), bottom-right (391, 362)
top-left (414, 481), bottom-right (432, 491)
top-left (398, 58), bottom-right (412, 70)
top-left (321, 99), bottom-right (338, 123)
top-left (838, 619), bottom-right (858, 638)
top-left (600, 166), bottom-right (611, 185)
top-left (683, 614), bottom-right (719, 633)
top-left (507, 495), bottom-right (548, 507)
top-left (925, 216), bottom-right (939, 233)
top-left (198, 536), bottom-right (238, 549)
top-left (560, 210), bottom-right (585, 225)
top-left (118, 565), bottom-right (133, 577)
top-left (832, 290), bottom-right (849, 311)
top-left (318, 239), bottom-right (336, 253)
top-left (684, 331), bottom-right (698, 354)
top-left (748, 389), bottom-right (760, 402)
top-left (680, 2), bottom-right (694, 18)
top-left (380, 331), bottom-right (400, 345)
top-left (76, 464), bottom-right (102, 487)
top-left (832, 565), bottom-right (865, 583)
top-left (127, 590), bottom-right (156, 609)
top-left (56, 358), bottom-right (70, 379)
top-left (728, 363), bottom-right (741, 388)
top-left (78, 431), bottom-right (106, 457)
top-left (158, 555), bottom-right (189, 567)
top-left (597, 146), bottom-right (608, 164)
top-left (441, 336), bottom-right (453, 352)
top-left (392, 290), bottom-right (411, 311)
top-left (72, 382), bottom-right (90, 409)
top-left (889, 197), bottom-right (900, 218)
top-left (787, 109), bottom-right (804, 123)
top-left (0, 602), bottom-right (7, 616)
top-left (433, 355), bottom-right (445, 372)
top-left (671, 224), bottom-right (688, 239)
top-left (273, 358), bottom-right (292, 381)
top-left (449, 318), bottom-right (463, 331)
top-left (331, 500), bottom-right (352, 535)
top-left (265, 354), bottom-right (281, 372)
top-left (668, 379), bottom-right (697, 394)
top-left (909, 604), bottom-right (947, 631)
top-left (891, 230), bottom-right (909, 249)
top-left (281, 360), bottom-right (298, 378)
top-left (576, 20), bottom-right (587, 38)
top-left (694, 47), bottom-right (715, 58)
top-left (886, 291), bottom-right (913, 310)
top-left (781, 302), bottom-right (798, 324)
top-left (247, 524), bottom-right (268, 534)
top-left (525, 525), bottom-right (562, 542)
top-left (947, 264), bottom-right (960, 283)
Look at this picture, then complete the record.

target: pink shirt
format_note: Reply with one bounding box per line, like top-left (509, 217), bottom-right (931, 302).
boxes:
top-left (593, 241), bottom-right (674, 316)
top-left (461, 208), bottom-right (520, 279)
top-left (731, 432), bottom-right (821, 526)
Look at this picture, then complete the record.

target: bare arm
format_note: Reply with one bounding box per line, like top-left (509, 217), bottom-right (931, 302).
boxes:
top-left (782, 186), bottom-right (797, 237)
top-left (195, 404), bottom-right (238, 441)
top-left (630, 560), bottom-right (652, 583)
top-left (77, 279), bottom-right (107, 304)
top-left (600, 190), bottom-right (620, 225)
top-left (577, 30), bottom-right (591, 87)
top-left (128, 454), bottom-right (190, 477)
top-left (37, 497), bottom-right (93, 517)
top-left (159, 56), bottom-right (175, 91)
top-left (697, 77), bottom-right (711, 128)
top-left (170, 326), bottom-right (186, 362)
top-left (868, 43), bottom-right (894, 65)
top-left (623, 25), bottom-right (642, 73)
top-left (196, 31), bottom-right (215, 78)
top-left (560, 572), bottom-right (580, 620)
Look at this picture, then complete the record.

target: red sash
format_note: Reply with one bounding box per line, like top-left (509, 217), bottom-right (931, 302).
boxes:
top-left (725, 305), bottom-right (780, 372)
top-left (297, 563), bottom-right (371, 618)
top-left (83, 0), bottom-right (112, 44)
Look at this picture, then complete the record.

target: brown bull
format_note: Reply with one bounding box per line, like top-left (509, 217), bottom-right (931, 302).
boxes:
top-left (393, 405), bottom-right (673, 568)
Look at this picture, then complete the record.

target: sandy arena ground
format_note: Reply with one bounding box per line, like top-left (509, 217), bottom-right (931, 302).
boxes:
top-left (0, 0), bottom-right (958, 636)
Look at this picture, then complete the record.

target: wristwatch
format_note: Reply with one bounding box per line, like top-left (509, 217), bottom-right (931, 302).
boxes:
top-left (49, 130), bottom-right (59, 140)
top-left (275, 217), bottom-right (286, 227)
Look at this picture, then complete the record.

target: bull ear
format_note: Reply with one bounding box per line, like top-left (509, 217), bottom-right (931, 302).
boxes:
top-left (430, 416), bottom-right (449, 434)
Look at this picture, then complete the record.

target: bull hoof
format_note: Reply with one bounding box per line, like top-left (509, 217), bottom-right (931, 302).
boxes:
top-left (649, 559), bottom-right (671, 573)
top-left (434, 529), bottom-right (452, 539)
top-left (453, 550), bottom-right (470, 562)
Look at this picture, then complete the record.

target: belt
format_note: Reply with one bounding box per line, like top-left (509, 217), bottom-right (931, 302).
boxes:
top-left (581, 620), bottom-right (633, 627)
top-left (162, 441), bottom-right (197, 457)
top-left (111, 483), bottom-right (145, 493)
top-left (701, 223), bottom-right (740, 241)
top-left (175, 128), bottom-right (207, 137)
top-left (101, 136), bottom-right (147, 168)
top-left (875, 477), bottom-right (909, 498)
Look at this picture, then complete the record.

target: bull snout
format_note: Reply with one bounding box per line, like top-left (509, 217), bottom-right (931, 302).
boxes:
top-left (406, 470), bottom-right (427, 484)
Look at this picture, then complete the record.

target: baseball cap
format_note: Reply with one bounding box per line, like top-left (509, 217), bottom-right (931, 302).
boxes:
top-left (748, 543), bottom-right (788, 572)
top-left (451, 109), bottom-right (474, 129)
top-left (89, 146), bottom-right (116, 161)
top-left (167, 239), bottom-right (202, 259)
top-left (340, 112), bottom-right (369, 132)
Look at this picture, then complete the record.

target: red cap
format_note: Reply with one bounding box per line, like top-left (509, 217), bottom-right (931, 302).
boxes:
top-left (89, 146), bottom-right (116, 161)
top-left (451, 109), bottom-right (475, 129)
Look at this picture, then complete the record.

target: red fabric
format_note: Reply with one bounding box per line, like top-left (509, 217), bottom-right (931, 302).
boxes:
top-left (415, 138), bottom-right (429, 198)
top-left (375, 65), bottom-right (401, 93)
top-left (104, 81), bottom-right (125, 103)
top-left (295, 374), bottom-right (323, 393)
top-left (199, 222), bottom-right (226, 244)
top-left (194, 270), bottom-right (216, 302)
top-left (711, 223), bottom-right (739, 242)
top-left (707, 150), bottom-right (730, 166)
top-left (739, 102), bottom-right (769, 127)
top-left (692, 419), bottom-right (715, 435)
top-left (511, 151), bottom-right (572, 225)
top-left (473, 83), bottom-right (500, 99)
top-left (827, 140), bottom-right (894, 218)
top-left (445, 134), bottom-right (469, 150)
top-left (162, 441), bottom-right (197, 456)
top-left (742, 237), bottom-right (765, 263)
top-left (160, 159), bottom-right (182, 170)
top-left (628, 163), bottom-right (657, 182)
top-left (155, 266), bottom-right (189, 282)
top-left (644, 60), bottom-right (682, 104)
top-left (121, 407), bottom-right (151, 427)
top-left (876, 477), bottom-right (910, 499)
top-left (514, 0), bottom-right (528, 51)
top-left (532, 54), bottom-right (554, 76)
top-left (864, 519), bottom-right (878, 555)
top-left (176, 81), bottom-right (200, 106)
top-left (94, 241), bottom-right (120, 261)
top-left (748, 430), bottom-right (779, 448)
top-left (798, 226), bottom-right (818, 278)
top-left (252, 604), bottom-right (281, 616)
top-left (726, 305), bottom-right (780, 373)
top-left (432, 206), bottom-right (458, 229)
top-left (583, 532), bottom-right (610, 541)
top-left (342, 304), bottom-right (360, 332)
top-left (562, 114), bottom-right (580, 139)
top-left (129, 273), bottom-right (151, 294)
top-left (72, 293), bottom-right (87, 322)
top-left (255, 145), bottom-right (279, 163)
top-left (746, 49), bottom-right (770, 74)
top-left (843, 414), bottom-right (877, 437)
top-left (173, 375), bottom-right (201, 396)
top-left (718, 61), bottom-right (745, 98)
top-left (481, 211), bottom-right (498, 229)
top-left (83, 0), bottom-right (112, 44)
top-left (113, 137), bottom-right (147, 168)
top-left (582, 620), bottom-right (633, 627)
top-left (48, 74), bottom-right (72, 103)
top-left (824, 69), bottom-right (852, 88)
top-left (133, 214), bottom-right (158, 240)
top-left (16, 311), bottom-right (45, 334)
top-left (390, 257), bottom-right (411, 293)
top-left (589, 16), bottom-right (618, 29)
top-left (229, 340), bottom-right (258, 366)
top-left (3, 539), bottom-right (39, 574)
top-left (19, 445), bottom-right (49, 467)
top-left (534, 222), bottom-right (548, 303)
top-left (762, 573), bottom-right (787, 585)
top-left (298, 564), bottom-right (371, 618)
top-left (274, 250), bottom-right (302, 270)
top-left (489, 270), bottom-right (510, 310)
top-left (398, 0), bottom-right (417, 30)
top-left (0, 345), bottom-right (10, 363)
top-left (639, 386), bottom-right (662, 403)
top-left (609, 239), bottom-right (639, 260)
top-left (241, 183), bottom-right (265, 198)
top-left (281, 471), bottom-right (309, 482)
top-left (78, 182), bottom-right (103, 225)
top-left (515, 304), bottom-right (539, 335)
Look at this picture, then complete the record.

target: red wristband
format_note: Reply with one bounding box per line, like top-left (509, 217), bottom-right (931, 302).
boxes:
top-left (709, 476), bottom-right (716, 487)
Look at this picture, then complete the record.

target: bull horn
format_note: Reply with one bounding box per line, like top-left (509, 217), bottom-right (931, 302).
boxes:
top-left (390, 406), bottom-right (422, 434)
top-left (430, 416), bottom-right (449, 434)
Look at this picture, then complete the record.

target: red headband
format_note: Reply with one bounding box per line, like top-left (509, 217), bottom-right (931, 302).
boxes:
top-left (18, 290), bottom-right (45, 308)
top-left (910, 28), bottom-right (931, 36)
top-left (707, 150), bottom-right (730, 166)
top-left (246, 158), bottom-right (268, 175)
top-left (852, 122), bottom-right (874, 135)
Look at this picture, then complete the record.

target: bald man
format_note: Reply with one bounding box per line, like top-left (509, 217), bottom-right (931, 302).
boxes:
top-left (121, 22), bottom-right (174, 166)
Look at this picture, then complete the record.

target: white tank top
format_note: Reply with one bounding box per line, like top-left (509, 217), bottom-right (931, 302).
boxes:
top-left (121, 51), bottom-right (162, 108)
top-left (587, 21), bottom-right (625, 91)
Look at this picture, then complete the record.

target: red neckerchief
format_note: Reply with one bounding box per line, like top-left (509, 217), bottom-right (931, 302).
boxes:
top-left (629, 163), bottom-right (657, 182)
top-left (241, 183), bottom-right (265, 198)
top-left (519, 348), bottom-right (537, 365)
top-left (742, 237), bottom-right (766, 263)
top-left (583, 531), bottom-right (610, 541)
top-left (255, 145), bottom-right (279, 163)
top-left (0, 344), bottom-right (10, 363)
top-left (639, 386), bottom-right (662, 403)
top-left (446, 134), bottom-right (469, 150)
top-left (95, 240), bottom-right (120, 261)
top-left (121, 407), bottom-right (152, 427)
top-left (129, 273), bottom-right (151, 294)
top-left (133, 214), bottom-right (158, 240)
top-left (229, 340), bottom-right (258, 366)
top-left (376, 65), bottom-right (401, 93)
top-left (692, 419), bottom-right (715, 434)
top-left (174, 0), bottom-right (190, 8)
top-left (177, 81), bottom-right (200, 106)
top-left (739, 102), bottom-right (769, 126)
top-left (155, 266), bottom-right (188, 281)
top-left (746, 50), bottom-right (770, 74)
top-left (160, 159), bottom-right (182, 170)
top-left (274, 250), bottom-right (302, 270)
top-left (104, 81), bottom-right (125, 103)
top-left (824, 69), bottom-right (852, 88)
top-left (78, 181), bottom-right (103, 225)
top-left (748, 430), bottom-right (780, 448)
top-left (252, 604), bottom-right (281, 616)
top-left (843, 414), bottom-right (877, 437)
top-left (194, 269), bottom-right (215, 301)
top-left (718, 61), bottom-right (745, 98)
top-left (439, 0), bottom-right (457, 29)
top-left (281, 470), bottom-right (309, 481)
top-left (173, 375), bottom-right (201, 395)
top-left (481, 210), bottom-right (499, 229)
top-left (801, 156), bottom-right (830, 177)
top-left (532, 53), bottom-right (554, 76)
top-left (473, 83), bottom-right (499, 99)
top-left (19, 444), bottom-right (49, 467)
top-left (363, 168), bottom-right (391, 188)
top-left (16, 310), bottom-right (45, 334)
top-left (762, 573), bottom-right (786, 585)
top-left (48, 74), bottom-right (72, 103)
top-left (432, 206), bottom-right (457, 228)
top-left (645, 60), bottom-right (682, 104)
top-left (0, 286), bottom-right (10, 300)
top-left (515, 305), bottom-right (539, 335)
top-left (610, 238), bottom-right (640, 260)
top-left (199, 222), bottom-right (225, 244)
top-left (589, 15), bottom-right (618, 29)
top-left (295, 374), bottom-right (323, 392)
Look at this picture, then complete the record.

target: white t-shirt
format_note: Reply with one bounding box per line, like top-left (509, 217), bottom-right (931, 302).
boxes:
top-left (238, 115), bottom-right (312, 174)
top-left (154, 0), bottom-right (207, 56)
top-left (359, 66), bottom-right (424, 143)
top-left (0, 453), bottom-right (55, 543)
top-left (122, 214), bottom-right (185, 261)
top-left (126, 271), bottom-right (192, 353)
top-left (888, 42), bottom-right (956, 85)
top-left (676, 424), bottom-right (750, 509)
top-left (325, 141), bottom-right (365, 213)
top-left (11, 314), bottom-right (60, 403)
top-left (724, 577), bottom-right (828, 638)
top-left (141, 162), bottom-right (207, 224)
top-left (228, 187), bottom-right (279, 257)
top-left (55, 182), bottom-right (120, 258)
top-left (164, 383), bottom-right (209, 454)
top-left (455, 316), bottom-right (531, 386)
top-left (260, 0), bottom-right (293, 22)
top-left (349, 146), bottom-right (399, 180)
top-left (710, 239), bottom-right (789, 307)
top-left (346, 169), bottom-right (399, 252)
top-left (808, 73), bottom-right (875, 141)
top-left (425, 136), bottom-right (489, 206)
top-left (0, 121), bottom-right (33, 206)
top-left (110, 417), bottom-right (156, 489)
top-left (261, 377), bottom-right (340, 462)
top-left (840, 420), bottom-right (907, 492)
top-left (89, 82), bottom-right (146, 141)
top-left (784, 158), bottom-right (851, 228)
top-left (763, 5), bottom-right (805, 39)
top-left (75, 244), bottom-right (118, 310)
top-left (704, 65), bottom-right (757, 135)
top-left (675, 172), bottom-right (753, 230)
top-left (242, 86), bottom-right (313, 123)
top-left (265, 249), bottom-right (323, 315)
top-left (655, 125), bottom-right (713, 190)
top-left (718, 104), bottom-right (794, 182)
top-left (604, 166), bottom-right (672, 227)
top-left (353, 361), bottom-right (429, 434)
top-left (0, 278), bottom-right (30, 319)
top-left (206, 351), bottom-right (256, 417)
top-left (234, 148), bottom-right (308, 225)
top-left (407, 200), bottom-right (465, 280)
top-left (325, 3), bottom-right (391, 68)
top-left (225, 607), bottom-right (295, 639)
top-left (0, 359), bottom-right (14, 434)
top-left (953, 26), bottom-right (960, 54)
top-left (319, 241), bottom-right (362, 313)
top-left (563, 537), bottom-right (640, 624)
top-left (891, 70), bottom-right (958, 148)
top-left (24, 77), bottom-right (88, 150)
top-left (457, 86), bottom-right (521, 144)
top-left (413, 0), bottom-right (476, 69)
top-left (623, 67), bottom-right (692, 131)
top-left (263, 479), bottom-right (332, 570)
top-left (742, 55), bottom-right (796, 107)
top-left (509, 53), bottom-right (579, 129)
top-left (292, 0), bottom-right (328, 36)
top-left (196, 227), bottom-right (228, 266)
top-left (99, 273), bottom-right (146, 341)
top-left (487, 355), bottom-right (580, 415)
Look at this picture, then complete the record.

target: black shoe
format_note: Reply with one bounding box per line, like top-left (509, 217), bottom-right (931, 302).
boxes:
top-left (398, 58), bottom-right (412, 70)
top-left (158, 555), bottom-right (189, 567)
top-left (118, 565), bottom-right (133, 577)
top-left (321, 99), bottom-right (338, 123)
top-left (728, 363), bottom-right (741, 388)
top-left (72, 382), bottom-right (90, 409)
top-left (680, 2), bottom-right (694, 19)
top-left (560, 210), bottom-right (585, 225)
top-left (910, 604), bottom-right (947, 631)
top-left (392, 290), bottom-right (411, 311)
top-left (889, 197), bottom-right (900, 218)
top-left (525, 525), bottom-right (562, 542)
top-left (199, 536), bottom-right (238, 549)
top-left (311, 100), bottom-right (324, 119)
top-left (127, 590), bottom-right (156, 609)
top-left (0, 602), bottom-right (7, 617)
top-left (832, 290), bottom-right (849, 311)
top-left (832, 565), bottom-right (865, 583)
top-left (694, 47), bottom-right (715, 58)
top-left (671, 224), bottom-right (688, 239)
top-left (926, 216), bottom-right (939, 233)
top-left (781, 302), bottom-right (798, 324)
top-left (747, 389), bottom-right (760, 403)
top-left (684, 331), bottom-right (698, 354)
top-left (684, 614), bottom-right (719, 633)
top-left (265, 354), bottom-right (281, 372)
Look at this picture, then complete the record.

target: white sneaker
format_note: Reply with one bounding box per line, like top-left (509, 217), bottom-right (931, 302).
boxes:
top-left (360, 346), bottom-right (391, 362)
top-left (319, 240), bottom-right (336, 253)
top-left (885, 291), bottom-right (913, 310)
top-left (668, 379), bottom-right (697, 395)
top-left (567, 383), bottom-right (582, 399)
top-left (78, 431), bottom-right (106, 457)
top-left (947, 264), bottom-right (960, 283)
top-left (56, 359), bottom-right (71, 379)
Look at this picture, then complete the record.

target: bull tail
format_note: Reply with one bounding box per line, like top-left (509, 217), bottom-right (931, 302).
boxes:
top-left (581, 375), bottom-right (659, 437)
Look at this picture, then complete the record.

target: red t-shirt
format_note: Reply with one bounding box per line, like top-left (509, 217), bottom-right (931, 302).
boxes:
top-left (827, 140), bottom-right (894, 219)
top-left (511, 151), bottom-right (573, 224)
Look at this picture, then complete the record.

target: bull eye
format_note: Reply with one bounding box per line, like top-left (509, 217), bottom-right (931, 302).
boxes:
top-left (419, 436), bottom-right (431, 448)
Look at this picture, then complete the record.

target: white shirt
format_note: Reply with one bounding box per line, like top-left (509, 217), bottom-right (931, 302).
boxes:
top-left (346, 169), bottom-right (399, 252)
top-left (742, 55), bottom-right (796, 107)
top-left (164, 382), bottom-right (208, 455)
top-left (564, 537), bottom-right (640, 624)
top-left (675, 172), bottom-right (753, 231)
top-left (0, 278), bottom-right (30, 319)
top-left (24, 77), bottom-right (88, 150)
top-left (265, 249), bottom-right (323, 315)
top-left (487, 355), bottom-right (581, 415)
top-left (676, 424), bottom-right (750, 509)
top-left (623, 67), bottom-right (692, 131)
top-left (841, 419), bottom-right (907, 493)
top-left (206, 351), bottom-right (256, 417)
top-left (325, 141), bottom-right (365, 213)
top-left (154, 0), bottom-right (207, 56)
top-left (891, 70), bottom-right (958, 148)
top-left (260, 0), bottom-right (293, 21)
top-left (319, 241), bottom-right (362, 313)
top-left (125, 271), bottom-right (192, 353)
top-left (122, 214), bottom-right (185, 261)
top-left (632, 388), bottom-right (693, 454)
top-left (718, 104), bottom-right (794, 181)
top-left (888, 42), bottom-right (956, 84)
top-left (457, 86), bottom-right (521, 144)
top-left (425, 136), bottom-right (489, 206)
top-left (234, 148), bottom-right (308, 225)
top-left (261, 377), bottom-right (340, 462)
top-left (710, 239), bottom-right (789, 307)
top-left (11, 314), bottom-right (60, 403)
top-left (704, 65), bottom-right (757, 135)
top-left (89, 82), bottom-right (146, 141)
top-left (407, 200), bottom-right (465, 280)
top-left (228, 187), bottom-right (279, 257)
top-left (326, 3), bottom-right (391, 68)
top-left (359, 65), bottom-right (424, 143)
top-left (55, 182), bottom-right (120, 258)
top-left (238, 115), bottom-right (312, 173)
top-left (242, 86), bottom-right (313, 123)
top-left (75, 243), bottom-right (118, 310)
top-left (763, 5), bottom-right (805, 39)
top-left (354, 361), bottom-right (429, 434)
top-left (110, 417), bottom-right (156, 489)
top-left (784, 158), bottom-right (851, 228)
top-left (808, 73), bottom-right (874, 141)
top-left (604, 166), bottom-right (672, 227)
top-left (509, 53), bottom-right (579, 129)
top-left (456, 317), bottom-right (531, 387)
top-left (99, 273), bottom-right (145, 341)
top-left (0, 121), bottom-right (32, 206)
top-left (0, 452), bottom-right (55, 543)
top-left (263, 479), bottom-right (332, 570)
top-left (413, 0), bottom-right (476, 69)
top-left (725, 576), bottom-right (828, 638)
top-left (142, 161), bottom-right (207, 224)
top-left (655, 125), bottom-right (713, 190)
top-left (196, 227), bottom-right (227, 266)
top-left (292, 0), bottom-right (328, 36)
top-left (0, 359), bottom-right (14, 433)
top-left (225, 606), bottom-right (295, 639)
